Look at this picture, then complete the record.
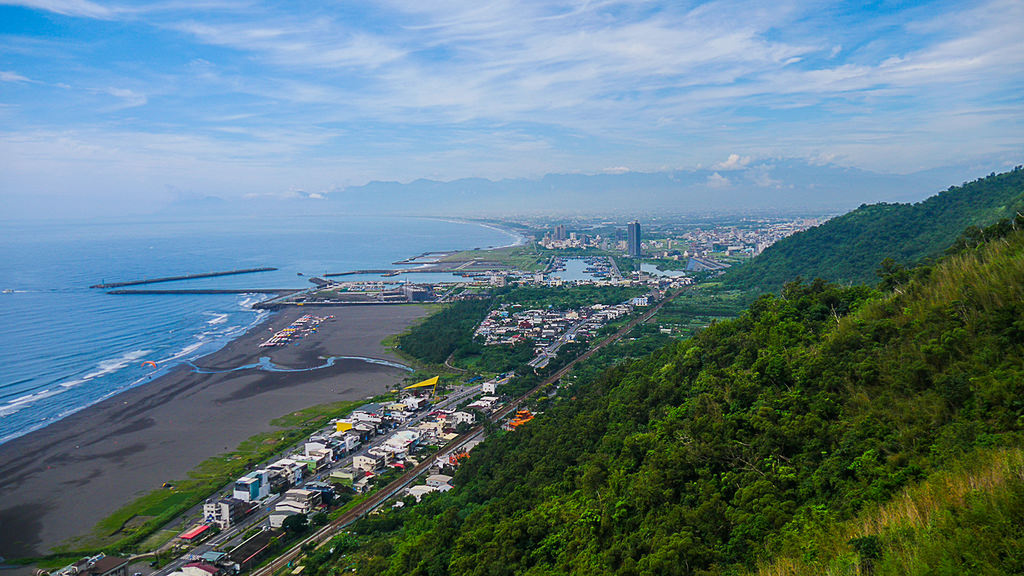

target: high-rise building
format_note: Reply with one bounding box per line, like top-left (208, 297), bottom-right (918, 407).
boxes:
top-left (627, 220), bottom-right (641, 258)
top-left (553, 224), bottom-right (567, 241)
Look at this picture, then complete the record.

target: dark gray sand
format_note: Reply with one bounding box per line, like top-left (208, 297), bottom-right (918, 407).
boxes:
top-left (0, 304), bottom-right (430, 558)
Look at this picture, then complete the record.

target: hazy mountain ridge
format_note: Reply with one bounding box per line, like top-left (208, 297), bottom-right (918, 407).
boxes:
top-left (724, 166), bottom-right (1024, 292)
top-left (134, 159), bottom-right (1011, 219)
top-left (322, 160), bottom-right (982, 216)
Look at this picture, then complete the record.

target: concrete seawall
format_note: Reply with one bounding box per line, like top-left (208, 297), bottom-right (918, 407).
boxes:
top-left (90, 267), bottom-right (278, 289)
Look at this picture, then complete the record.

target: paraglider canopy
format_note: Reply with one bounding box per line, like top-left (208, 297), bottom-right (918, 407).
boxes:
top-left (142, 361), bottom-right (157, 369)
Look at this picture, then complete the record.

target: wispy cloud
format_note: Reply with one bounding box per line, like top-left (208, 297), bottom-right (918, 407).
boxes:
top-left (172, 19), bottom-right (406, 70)
top-left (104, 87), bottom-right (147, 109)
top-left (0, 70), bottom-right (33, 82)
top-left (0, 0), bottom-right (115, 19)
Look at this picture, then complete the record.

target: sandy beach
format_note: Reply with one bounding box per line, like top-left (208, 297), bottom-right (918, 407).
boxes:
top-left (0, 304), bottom-right (430, 558)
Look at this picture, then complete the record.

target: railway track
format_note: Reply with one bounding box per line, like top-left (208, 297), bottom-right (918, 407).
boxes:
top-left (252, 289), bottom-right (681, 576)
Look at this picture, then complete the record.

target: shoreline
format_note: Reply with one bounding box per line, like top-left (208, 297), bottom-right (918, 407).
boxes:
top-left (473, 220), bottom-right (529, 249)
top-left (0, 216), bottom-right (515, 449)
top-left (0, 304), bottom-right (432, 559)
top-left (0, 304), bottom-right (275, 448)
top-left (425, 217), bottom-right (529, 250)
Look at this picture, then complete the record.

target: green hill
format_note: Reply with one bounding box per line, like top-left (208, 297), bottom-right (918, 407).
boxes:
top-left (303, 214), bottom-right (1024, 574)
top-left (724, 166), bottom-right (1024, 292)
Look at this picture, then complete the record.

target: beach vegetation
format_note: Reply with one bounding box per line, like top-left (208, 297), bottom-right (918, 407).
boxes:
top-left (396, 300), bottom-right (493, 365)
top-left (55, 398), bottom-right (369, 556)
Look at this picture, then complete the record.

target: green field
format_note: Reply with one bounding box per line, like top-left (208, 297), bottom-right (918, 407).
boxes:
top-left (440, 244), bottom-right (548, 272)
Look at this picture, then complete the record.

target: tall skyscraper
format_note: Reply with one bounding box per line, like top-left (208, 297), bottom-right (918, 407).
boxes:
top-left (627, 220), bottom-right (641, 258)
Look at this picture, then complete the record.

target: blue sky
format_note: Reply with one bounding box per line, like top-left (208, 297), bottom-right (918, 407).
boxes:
top-left (1, 0), bottom-right (1022, 215)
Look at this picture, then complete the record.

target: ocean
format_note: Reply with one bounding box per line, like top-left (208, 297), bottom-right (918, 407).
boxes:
top-left (0, 214), bottom-right (518, 445)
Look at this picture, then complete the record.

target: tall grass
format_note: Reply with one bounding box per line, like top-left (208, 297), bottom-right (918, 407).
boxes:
top-left (756, 447), bottom-right (1024, 576)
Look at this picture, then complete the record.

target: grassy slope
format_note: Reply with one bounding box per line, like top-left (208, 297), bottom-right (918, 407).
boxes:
top-left (756, 447), bottom-right (1024, 576)
top-left (724, 167), bottom-right (1024, 292)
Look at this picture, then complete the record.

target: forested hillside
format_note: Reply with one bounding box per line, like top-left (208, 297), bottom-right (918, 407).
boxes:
top-left (725, 166), bottom-right (1024, 292)
top-left (312, 216), bottom-right (1024, 575)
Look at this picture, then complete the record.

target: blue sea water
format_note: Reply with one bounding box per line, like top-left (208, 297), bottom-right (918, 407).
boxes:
top-left (0, 214), bottom-right (518, 445)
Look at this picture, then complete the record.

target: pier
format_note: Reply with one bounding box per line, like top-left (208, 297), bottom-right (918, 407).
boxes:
top-left (90, 267), bottom-right (278, 289)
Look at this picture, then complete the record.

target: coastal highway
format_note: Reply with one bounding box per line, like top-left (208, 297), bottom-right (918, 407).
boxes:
top-left (250, 289), bottom-right (682, 576)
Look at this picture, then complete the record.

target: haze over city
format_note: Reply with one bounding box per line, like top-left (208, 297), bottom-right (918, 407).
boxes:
top-left (2, 0), bottom-right (1023, 217)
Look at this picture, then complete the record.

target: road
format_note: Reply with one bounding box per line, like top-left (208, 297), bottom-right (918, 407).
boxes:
top-left (528, 316), bottom-right (590, 369)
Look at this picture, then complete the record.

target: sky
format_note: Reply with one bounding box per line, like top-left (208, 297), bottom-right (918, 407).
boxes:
top-left (1, 0), bottom-right (1022, 216)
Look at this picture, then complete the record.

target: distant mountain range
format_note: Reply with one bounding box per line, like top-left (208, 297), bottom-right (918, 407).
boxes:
top-left (326, 160), bottom-right (985, 215)
top-left (160, 159), bottom-right (1009, 217)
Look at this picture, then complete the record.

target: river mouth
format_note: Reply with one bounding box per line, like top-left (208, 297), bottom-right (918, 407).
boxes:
top-left (188, 355), bottom-right (414, 374)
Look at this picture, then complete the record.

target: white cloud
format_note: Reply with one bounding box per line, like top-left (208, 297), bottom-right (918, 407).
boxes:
top-left (748, 166), bottom-right (782, 187)
top-left (714, 154), bottom-right (751, 171)
top-left (808, 152), bottom-right (837, 166)
top-left (707, 172), bottom-right (730, 188)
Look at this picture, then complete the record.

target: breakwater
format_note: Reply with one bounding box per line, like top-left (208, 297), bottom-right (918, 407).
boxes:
top-left (323, 269), bottom-right (397, 277)
top-left (107, 288), bottom-right (299, 295)
top-left (90, 267), bottom-right (278, 289)
top-left (253, 300), bottom-right (414, 310)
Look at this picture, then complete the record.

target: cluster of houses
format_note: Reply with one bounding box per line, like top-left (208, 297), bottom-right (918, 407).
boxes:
top-left (206, 396), bottom-right (430, 527)
top-left (148, 376), bottom-right (520, 576)
top-left (209, 385), bottom-right (508, 532)
top-left (474, 302), bottom-right (635, 352)
top-left (330, 402), bottom-right (490, 493)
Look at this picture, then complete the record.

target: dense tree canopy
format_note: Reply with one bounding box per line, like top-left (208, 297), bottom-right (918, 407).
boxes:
top-left (329, 224), bottom-right (1024, 575)
top-left (725, 167), bottom-right (1024, 292)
